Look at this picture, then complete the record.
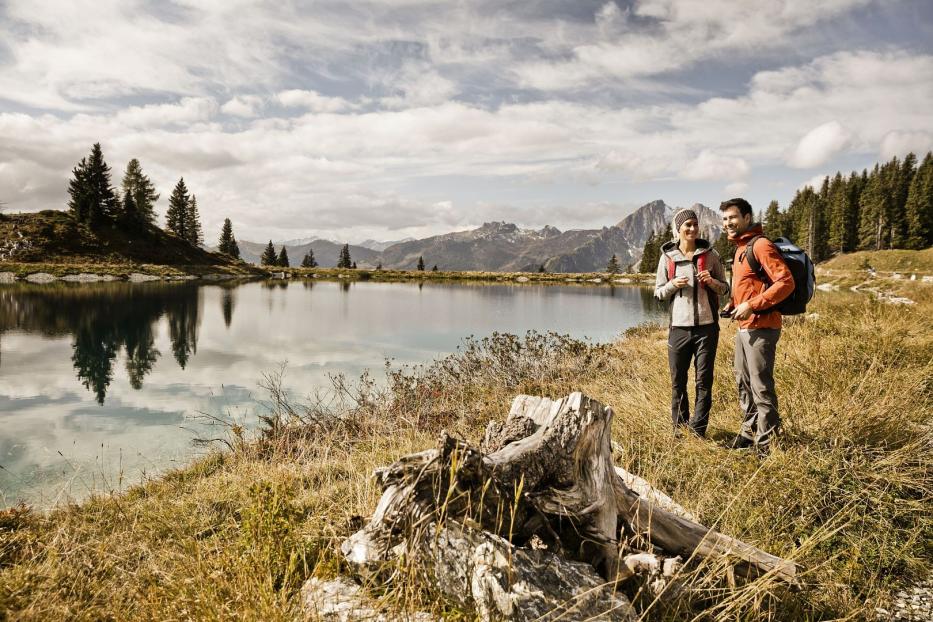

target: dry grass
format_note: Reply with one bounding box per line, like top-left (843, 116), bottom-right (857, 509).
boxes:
top-left (1, 278), bottom-right (930, 621)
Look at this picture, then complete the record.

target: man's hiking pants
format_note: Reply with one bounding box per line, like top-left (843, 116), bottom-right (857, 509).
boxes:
top-left (667, 323), bottom-right (719, 437)
top-left (734, 328), bottom-right (781, 447)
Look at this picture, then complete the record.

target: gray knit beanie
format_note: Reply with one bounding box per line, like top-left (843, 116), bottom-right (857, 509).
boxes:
top-left (671, 208), bottom-right (699, 238)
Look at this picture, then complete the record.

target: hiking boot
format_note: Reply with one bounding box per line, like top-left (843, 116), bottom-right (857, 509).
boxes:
top-left (728, 435), bottom-right (753, 450)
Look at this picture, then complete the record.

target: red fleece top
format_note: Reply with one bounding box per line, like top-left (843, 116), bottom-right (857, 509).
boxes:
top-left (729, 225), bottom-right (795, 329)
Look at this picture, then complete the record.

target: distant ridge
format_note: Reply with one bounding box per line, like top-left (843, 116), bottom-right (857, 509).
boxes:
top-left (238, 200), bottom-right (722, 271)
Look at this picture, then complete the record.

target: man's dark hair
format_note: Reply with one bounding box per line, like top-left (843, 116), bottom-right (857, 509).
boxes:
top-left (719, 197), bottom-right (753, 216)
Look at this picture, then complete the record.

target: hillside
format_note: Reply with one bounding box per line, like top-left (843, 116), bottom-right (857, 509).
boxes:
top-left (235, 239), bottom-right (380, 267)
top-left (0, 210), bottom-right (247, 270)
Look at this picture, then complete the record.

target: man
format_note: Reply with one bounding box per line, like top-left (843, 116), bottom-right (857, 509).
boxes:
top-left (719, 198), bottom-right (794, 455)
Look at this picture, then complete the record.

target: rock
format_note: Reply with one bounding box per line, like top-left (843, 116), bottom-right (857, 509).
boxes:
top-left (587, 278), bottom-right (602, 283)
top-left (613, 278), bottom-right (632, 284)
top-left (0, 272), bottom-right (17, 283)
top-left (128, 273), bottom-right (162, 282)
top-left (892, 273), bottom-right (902, 279)
top-left (816, 283), bottom-right (838, 292)
top-left (515, 276), bottom-right (530, 282)
top-left (25, 272), bottom-right (57, 283)
top-left (61, 273), bottom-right (116, 282)
top-left (922, 276), bottom-right (933, 283)
top-left (301, 577), bottom-right (434, 622)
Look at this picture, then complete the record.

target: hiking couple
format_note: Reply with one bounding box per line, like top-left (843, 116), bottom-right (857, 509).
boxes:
top-left (653, 198), bottom-right (795, 455)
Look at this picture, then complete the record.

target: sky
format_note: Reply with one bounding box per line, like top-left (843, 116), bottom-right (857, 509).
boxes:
top-left (0, 0), bottom-right (931, 244)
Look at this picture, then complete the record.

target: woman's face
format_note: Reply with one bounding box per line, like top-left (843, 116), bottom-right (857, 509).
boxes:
top-left (679, 218), bottom-right (699, 241)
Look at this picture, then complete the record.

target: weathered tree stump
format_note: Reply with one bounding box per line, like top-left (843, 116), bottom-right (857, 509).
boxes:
top-left (338, 392), bottom-right (797, 621)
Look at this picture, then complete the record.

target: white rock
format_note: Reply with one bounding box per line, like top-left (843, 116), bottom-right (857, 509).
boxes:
top-left (892, 273), bottom-right (902, 279)
top-left (587, 278), bottom-right (602, 283)
top-left (613, 278), bottom-right (633, 284)
top-left (25, 272), bottom-right (57, 283)
top-left (301, 577), bottom-right (435, 622)
top-left (886, 296), bottom-right (915, 306)
top-left (515, 276), bottom-right (529, 282)
top-left (922, 275), bottom-right (933, 283)
top-left (0, 272), bottom-right (17, 283)
top-left (128, 273), bottom-right (161, 282)
top-left (816, 283), bottom-right (838, 292)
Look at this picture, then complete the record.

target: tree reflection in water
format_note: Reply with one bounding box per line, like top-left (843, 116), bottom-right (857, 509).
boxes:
top-left (0, 282), bottom-right (205, 404)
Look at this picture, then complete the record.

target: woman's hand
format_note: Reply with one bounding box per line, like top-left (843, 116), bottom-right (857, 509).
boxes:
top-left (697, 269), bottom-right (713, 285)
top-left (672, 276), bottom-right (689, 288)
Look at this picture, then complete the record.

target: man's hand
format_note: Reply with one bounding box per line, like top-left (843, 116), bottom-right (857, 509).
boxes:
top-left (731, 301), bottom-right (753, 321)
top-left (671, 276), bottom-right (689, 289)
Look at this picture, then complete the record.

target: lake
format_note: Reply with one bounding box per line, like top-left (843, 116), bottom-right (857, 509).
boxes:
top-left (0, 279), bottom-right (665, 507)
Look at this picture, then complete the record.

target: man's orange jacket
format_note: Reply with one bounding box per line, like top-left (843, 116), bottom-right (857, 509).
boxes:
top-left (729, 224), bottom-right (795, 330)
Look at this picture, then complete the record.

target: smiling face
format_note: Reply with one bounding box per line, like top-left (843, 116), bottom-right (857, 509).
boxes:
top-left (678, 217), bottom-right (699, 242)
top-left (721, 206), bottom-right (753, 240)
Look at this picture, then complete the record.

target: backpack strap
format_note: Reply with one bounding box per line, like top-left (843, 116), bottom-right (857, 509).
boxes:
top-left (667, 256), bottom-right (675, 281)
top-left (743, 235), bottom-right (769, 283)
top-left (696, 252), bottom-right (706, 291)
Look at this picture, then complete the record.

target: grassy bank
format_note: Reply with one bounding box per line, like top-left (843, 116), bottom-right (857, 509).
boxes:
top-left (1, 278), bottom-right (930, 620)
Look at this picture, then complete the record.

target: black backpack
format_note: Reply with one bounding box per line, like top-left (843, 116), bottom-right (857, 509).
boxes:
top-left (744, 236), bottom-right (815, 316)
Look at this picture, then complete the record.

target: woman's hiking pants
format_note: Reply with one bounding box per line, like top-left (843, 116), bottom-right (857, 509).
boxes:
top-left (667, 323), bottom-right (719, 437)
top-left (734, 328), bottom-right (781, 447)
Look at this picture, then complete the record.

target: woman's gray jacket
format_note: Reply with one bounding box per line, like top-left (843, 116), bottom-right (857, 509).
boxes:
top-left (653, 239), bottom-right (729, 327)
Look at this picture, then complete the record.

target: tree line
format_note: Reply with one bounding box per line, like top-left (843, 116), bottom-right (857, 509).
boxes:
top-left (639, 151), bottom-right (933, 270)
top-left (66, 143), bottom-right (242, 259)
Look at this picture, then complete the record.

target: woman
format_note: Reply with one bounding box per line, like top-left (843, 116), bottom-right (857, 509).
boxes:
top-left (653, 208), bottom-right (730, 438)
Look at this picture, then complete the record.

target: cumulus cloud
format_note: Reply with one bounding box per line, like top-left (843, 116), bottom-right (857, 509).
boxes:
top-left (682, 150), bottom-right (750, 181)
top-left (789, 121), bottom-right (852, 168)
top-left (880, 131), bottom-right (933, 159)
top-left (275, 90), bottom-right (353, 113)
top-left (220, 96), bottom-right (264, 118)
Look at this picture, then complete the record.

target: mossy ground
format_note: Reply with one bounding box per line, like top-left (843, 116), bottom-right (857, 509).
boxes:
top-left (0, 266), bottom-right (930, 620)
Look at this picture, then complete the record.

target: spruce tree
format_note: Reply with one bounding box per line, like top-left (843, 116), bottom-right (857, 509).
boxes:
top-left (889, 153), bottom-right (916, 248)
top-left (431, 264), bottom-right (438, 271)
top-left (121, 190), bottom-right (137, 229)
top-left (351, 261), bottom-right (357, 269)
top-left (606, 254), bottom-right (620, 274)
top-left (229, 237), bottom-right (240, 259)
top-left (538, 264), bottom-right (546, 273)
top-left (67, 157), bottom-right (90, 223)
top-left (166, 178), bottom-right (190, 240)
top-left (905, 152), bottom-right (933, 249)
top-left (827, 173), bottom-right (848, 255)
top-left (121, 158), bottom-right (159, 226)
top-left (218, 218), bottom-right (235, 254)
top-left (763, 200), bottom-right (785, 239)
top-left (713, 232), bottom-right (735, 264)
top-left (858, 163), bottom-right (892, 250)
top-left (67, 143), bottom-right (119, 227)
top-left (337, 243), bottom-right (352, 268)
top-left (639, 228), bottom-right (666, 274)
top-left (417, 256), bottom-right (425, 271)
top-left (301, 248), bottom-right (318, 268)
top-left (277, 246), bottom-right (290, 267)
top-left (260, 240), bottom-right (277, 265)
top-left (185, 195), bottom-right (204, 247)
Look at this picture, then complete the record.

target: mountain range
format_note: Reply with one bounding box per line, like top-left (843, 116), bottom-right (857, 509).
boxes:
top-left (237, 200), bottom-right (722, 272)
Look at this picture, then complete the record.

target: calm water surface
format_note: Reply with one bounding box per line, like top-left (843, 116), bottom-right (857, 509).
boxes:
top-left (0, 279), bottom-right (664, 506)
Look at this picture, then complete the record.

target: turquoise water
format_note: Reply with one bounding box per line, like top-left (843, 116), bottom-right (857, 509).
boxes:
top-left (0, 279), bottom-right (664, 506)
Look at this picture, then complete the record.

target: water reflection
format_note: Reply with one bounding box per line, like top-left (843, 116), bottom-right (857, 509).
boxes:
top-left (0, 282), bottom-right (204, 403)
top-left (1, 279), bottom-right (668, 506)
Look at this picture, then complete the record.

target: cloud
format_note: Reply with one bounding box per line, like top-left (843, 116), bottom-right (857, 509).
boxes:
top-left (880, 131), bottom-right (933, 159)
top-left (275, 90), bottom-right (353, 113)
top-left (221, 96), bottom-right (264, 118)
top-left (725, 181), bottom-right (749, 195)
top-left (799, 174), bottom-right (830, 191)
top-left (789, 121), bottom-right (852, 168)
top-left (682, 150), bottom-right (749, 181)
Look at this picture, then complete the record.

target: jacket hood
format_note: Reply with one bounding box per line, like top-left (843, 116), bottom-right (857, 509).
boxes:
top-left (661, 238), bottom-right (711, 261)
